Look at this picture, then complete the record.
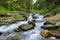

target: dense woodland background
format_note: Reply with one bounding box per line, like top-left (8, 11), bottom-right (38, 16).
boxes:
top-left (0, 0), bottom-right (60, 25)
top-left (0, 0), bottom-right (60, 15)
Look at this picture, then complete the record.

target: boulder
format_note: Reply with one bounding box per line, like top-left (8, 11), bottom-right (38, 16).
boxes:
top-left (14, 28), bottom-right (21, 32)
top-left (32, 14), bottom-right (37, 19)
top-left (0, 32), bottom-right (2, 35)
top-left (44, 21), bottom-right (56, 25)
top-left (28, 20), bottom-right (36, 24)
top-left (44, 14), bottom-right (60, 25)
top-left (40, 30), bottom-right (51, 38)
top-left (18, 21), bottom-right (35, 31)
top-left (14, 21), bottom-right (35, 32)
top-left (19, 24), bottom-right (35, 31)
top-left (40, 30), bottom-right (60, 39)
top-left (41, 25), bottom-right (58, 30)
top-left (57, 27), bottom-right (60, 31)
top-left (6, 35), bottom-right (21, 40)
top-left (55, 21), bottom-right (60, 26)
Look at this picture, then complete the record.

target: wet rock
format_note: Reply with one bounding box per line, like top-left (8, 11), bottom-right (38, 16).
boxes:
top-left (41, 25), bottom-right (58, 30)
top-left (6, 35), bottom-right (21, 40)
top-left (19, 24), bottom-right (35, 31)
top-left (44, 21), bottom-right (56, 25)
top-left (52, 34), bottom-right (60, 39)
top-left (57, 27), bottom-right (60, 31)
top-left (0, 14), bottom-right (11, 17)
top-left (44, 14), bottom-right (60, 25)
top-left (32, 14), bottom-right (37, 19)
top-left (40, 30), bottom-right (51, 38)
top-left (18, 21), bottom-right (35, 31)
top-left (28, 20), bottom-right (35, 24)
top-left (55, 21), bottom-right (60, 26)
top-left (14, 28), bottom-right (21, 32)
top-left (0, 32), bottom-right (2, 35)
top-left (43, 14), bottom-right (60, 30)
top-left (40, 30), bottom-right (60, 39)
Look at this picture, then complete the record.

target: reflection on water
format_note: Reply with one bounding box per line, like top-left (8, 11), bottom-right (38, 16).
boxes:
top-left (0, 14), bottom-right (58, 40)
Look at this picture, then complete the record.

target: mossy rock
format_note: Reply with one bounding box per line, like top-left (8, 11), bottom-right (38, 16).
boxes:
top-left (49, 30), bottom-right (60, 35)
top-left (58, 27), bottom-right (60, 31)
top-left (19, 22), bottom-right (35, 31)
top-left (44, 21), bottom-right (56, 25)
top-left (41, 24), bottom-right (58, 30)
top-left (0, 32), bottom-right (3, 35)
top-left (44, 14), bottom-right (60, 23)
top-left (0, 12), bottom-right (26, 25)
top-left (56, 21), bottom-right (60, 26)
top-left (6, 35), bottom-right (21, 40)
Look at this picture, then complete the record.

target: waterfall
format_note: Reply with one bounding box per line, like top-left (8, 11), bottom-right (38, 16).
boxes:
top-left (33, 0), bottom-right (37, 3)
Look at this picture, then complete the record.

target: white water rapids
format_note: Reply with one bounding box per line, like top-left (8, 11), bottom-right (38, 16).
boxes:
top-left (0, 14), bottom-right (57, 40)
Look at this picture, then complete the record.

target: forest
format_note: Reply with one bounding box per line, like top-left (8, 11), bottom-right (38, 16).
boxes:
top-left (0, 0), bottom-right (60, 40)
top-left (0, 0), bottom-right (60, 25)
top-left (0, 0), bottom-right (60, 14)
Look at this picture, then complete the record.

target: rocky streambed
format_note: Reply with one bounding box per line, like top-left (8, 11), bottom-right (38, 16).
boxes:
top-left (0, 13), bottom-right (60, 40)
top-left (41, 13), bottom-right (60, 35)
top-left (0, 13), bottom-right (45, 40)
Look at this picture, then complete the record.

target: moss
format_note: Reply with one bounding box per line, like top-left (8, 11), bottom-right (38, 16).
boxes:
top-left (0, 11), bottom-right (28, 25)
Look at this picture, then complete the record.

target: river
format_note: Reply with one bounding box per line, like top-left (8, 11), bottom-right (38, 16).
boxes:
top-left (0, 13), bottom-right (58, 40)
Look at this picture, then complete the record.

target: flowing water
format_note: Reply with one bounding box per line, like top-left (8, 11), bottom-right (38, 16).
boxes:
top-left (0, 14), bottom-right (58, 40)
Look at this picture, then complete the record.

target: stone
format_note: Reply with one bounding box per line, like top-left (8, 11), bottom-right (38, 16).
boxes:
top-left (32, 14), bottom-right (37, 19)
top-left (6, 35), bottom-right (21, 40)
top-left (41, 25), bottom-right (58, 30)
top-left (0, 32), bottom-right (2, 35)
top-left (44, 21), bottom-right (56, 25)
top-left (40, 30), bottom-right (51, 38)
top-left (14, 28), bottom-right (21, 32)
top-left (44, 14), bottom-right (60, 25)
top-left (55, 21), bottom-right (60, 26)
top-left (57, 27), bottom-right (60, 31)
top-left (40, 30), bottom-right (60, 39)
top-left (28, 20), bottom-right (35, 24)
top-left (18, 21), bottom-right (35, 31)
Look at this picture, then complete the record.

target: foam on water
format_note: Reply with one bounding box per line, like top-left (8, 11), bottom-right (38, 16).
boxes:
top-left (0, 14), bottom-right (56, 40)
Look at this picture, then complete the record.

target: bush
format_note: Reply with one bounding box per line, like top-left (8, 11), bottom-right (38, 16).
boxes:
top-left (0, 6), bottom-right (13, 14)
top-left (56, 5), bottom-right (60, 13)
top-left (36, 8), bottom-right (48, 15)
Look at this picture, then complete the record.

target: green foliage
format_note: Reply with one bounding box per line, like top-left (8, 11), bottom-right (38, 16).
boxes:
top-left (11, 4), bottom-right (21, 11)
top-left (34, 0), bottom-right (60, 16)
top-left (36, 8), bottom-right (48, 15)
top-left (0, 0), bottom-right (60, 14)
top-left (0, 6), bottom-right (8, 14)
top-left (56, 5), bottom-right (60, 13)
top-left (6, 0), bottom-right (18, 3)
top-left (0, 0), bottom-right (60, 25)
top-left (48, 3), bottom-right (56, 11)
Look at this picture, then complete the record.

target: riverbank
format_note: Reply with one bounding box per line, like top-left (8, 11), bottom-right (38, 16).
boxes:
top-left (0, 11), bottom-right (28, 26)
top-left (42, 13), bottom-right (60, 35)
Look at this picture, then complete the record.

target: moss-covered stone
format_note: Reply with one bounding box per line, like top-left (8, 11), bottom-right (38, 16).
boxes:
top-left (19, 24), bottom-right (35, 31)
top-left (6, 35), bottom-right (21, 40)
top-left (0, 12), bottom-right (28, 26)
top-left (18, 21), bottom-right (35, 31)
top-left (41, 24), bottom-right (58, 30)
